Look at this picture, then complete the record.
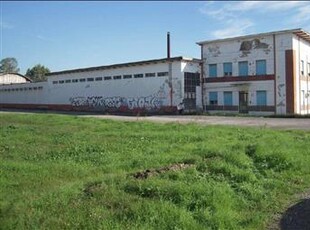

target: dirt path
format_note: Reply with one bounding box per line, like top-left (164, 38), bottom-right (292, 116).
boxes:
top-left (84, 115), bottom-right (310, 130)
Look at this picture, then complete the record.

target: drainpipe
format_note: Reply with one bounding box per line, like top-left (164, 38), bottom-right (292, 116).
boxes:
top-left (167, 32), bottom-right (173, 107)
top-left (273, 34), bottom-right (277, 115)
top-left (200, 45), bottom-right (205, 112)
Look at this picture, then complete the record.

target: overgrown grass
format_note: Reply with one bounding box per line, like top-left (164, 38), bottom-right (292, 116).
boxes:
top-left (1, 113), bottom-right (310, 229)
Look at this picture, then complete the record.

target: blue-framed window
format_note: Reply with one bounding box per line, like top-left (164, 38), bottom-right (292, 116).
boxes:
top-left (223, 62), bottom-right (232, 76)
top-left (256, 91), bottom-right (267, 106)
top-left (224, 91), bottom-right (233, 105)
top-left (209, 64), bottom-right (217, 77)
top-left (238, 61), bottom-right (248, 76)
top-left (209, 92), bottom-right (218, 105)
top-left (256, 60), bottom-right (266, 75)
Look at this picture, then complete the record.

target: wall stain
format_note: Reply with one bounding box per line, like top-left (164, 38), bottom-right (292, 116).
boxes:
top-left (239, 38), bottom-right (271, 57)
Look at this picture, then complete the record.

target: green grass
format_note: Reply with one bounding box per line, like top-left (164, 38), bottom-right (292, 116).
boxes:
top-left (1, 113), bottom-right (310, 229)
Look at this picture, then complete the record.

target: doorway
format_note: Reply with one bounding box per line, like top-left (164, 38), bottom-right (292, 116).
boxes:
top-left (239, 91), bottom-right (248, 113)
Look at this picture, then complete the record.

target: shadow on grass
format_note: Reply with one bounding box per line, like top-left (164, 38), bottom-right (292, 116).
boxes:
top-left (280, 198), bottom-right (310, 230)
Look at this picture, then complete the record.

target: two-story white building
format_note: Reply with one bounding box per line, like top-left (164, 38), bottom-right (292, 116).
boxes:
top-left (197, 28), bottom-right (310, 115)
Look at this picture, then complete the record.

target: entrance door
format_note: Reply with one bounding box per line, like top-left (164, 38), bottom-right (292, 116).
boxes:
top-left (239, 91), bottom-right (248, 113)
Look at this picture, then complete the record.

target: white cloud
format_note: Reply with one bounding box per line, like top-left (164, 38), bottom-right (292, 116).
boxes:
top-left (0, 21), bottom-right (13, 29)
top-left (291, 5), bottom-right (310, 25)
top-left (199, 1), bottom-right (310, 38)
top-left (211, 19), bottom-right (254, 38)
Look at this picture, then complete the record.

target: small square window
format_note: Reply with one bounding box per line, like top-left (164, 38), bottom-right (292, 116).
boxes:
top-left (59, 80), bottom-right (65, 84)
top-left (52, 81), bottom-right (58, 84)
top-left (87, 78), bottom-right (94, 82)
top-left (95, 77), bottom-right (103, 81)
top-left (104, 76), bottom-right (112, 80)
top-left (145, 73), bottom-right (155, 77)
top-left (157, 72), bottom-right (168, 77)
top-left (123, 75), bottom-right (132, 79)
top-left (134, 74), bottom-right (143, 78)
top-left (72, 79), bottom-right (78, 83)
top-left (79, 79), bottom-right (86, 82)
top-left (65, 79), bottom-right (71, 83)
top-left (113, 75), bottom-right (122, 80)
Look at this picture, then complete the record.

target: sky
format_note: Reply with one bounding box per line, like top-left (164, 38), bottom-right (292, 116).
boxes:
top-left (1, 1), bottom-right (310, 75)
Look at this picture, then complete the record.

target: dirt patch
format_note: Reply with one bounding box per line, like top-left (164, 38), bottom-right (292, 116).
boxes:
top-left (132, 163), bottom-right (194, 179)
top-left (83, 181), bottom-right (102, 197)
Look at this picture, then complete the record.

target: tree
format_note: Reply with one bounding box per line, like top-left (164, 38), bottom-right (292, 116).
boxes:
top-left (0, 57), bottom-right (20, 73)
top-left (25, 64), bottom-right (50, 82)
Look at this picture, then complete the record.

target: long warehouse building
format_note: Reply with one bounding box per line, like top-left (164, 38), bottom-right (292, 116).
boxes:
top-left (0, 57), bottom-right (201, 114)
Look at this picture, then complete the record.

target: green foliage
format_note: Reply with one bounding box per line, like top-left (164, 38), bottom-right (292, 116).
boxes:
top-left (0, 57), bottom-right (19, 73)
top-left (25, 64), bottom-right (50, 82)
top-left (1, 113), bottom-right (310, 229)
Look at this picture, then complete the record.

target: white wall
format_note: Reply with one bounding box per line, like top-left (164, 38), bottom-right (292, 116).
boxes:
top-left (0, 60), bottom-right (200, 113)
top-left (202, 35), bottom-right (275, 77)
top-left (293, 36), bottom-right (310, 114)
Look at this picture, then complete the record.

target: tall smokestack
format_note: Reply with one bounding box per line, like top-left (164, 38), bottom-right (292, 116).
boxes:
top-left (167, 32), bottom-right (170, 59)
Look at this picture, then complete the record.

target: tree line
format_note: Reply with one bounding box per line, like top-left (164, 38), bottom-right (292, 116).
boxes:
top-left (0, 57), bottom-right (50, 82)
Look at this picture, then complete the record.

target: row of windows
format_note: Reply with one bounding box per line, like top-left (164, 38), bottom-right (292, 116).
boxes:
top-left (0, 86), bottom-right (43, 93)
top-left (52, 72), bottom-right (169, 85)
top-left (300, 61), bottom-right (310, 76)
top-left (209, 60), bottom-right (267, 77)
top-left (209, 91), bottom-right (267, 106)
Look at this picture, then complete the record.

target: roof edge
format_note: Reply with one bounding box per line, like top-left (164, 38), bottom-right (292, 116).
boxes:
top-left (196, 28), bottom-right (304, 45)
top-left (47, 56), bottom-right (200, 76)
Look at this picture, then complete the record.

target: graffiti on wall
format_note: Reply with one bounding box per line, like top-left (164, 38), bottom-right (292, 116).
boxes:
top-left (208, 45), bottom-right (221, 57)
top-left (277, 83), bottom-right (286, 107)
top-left (69, 84), bottom-right (168, 111)
top-left (239, 38), bottom-right (271, 57)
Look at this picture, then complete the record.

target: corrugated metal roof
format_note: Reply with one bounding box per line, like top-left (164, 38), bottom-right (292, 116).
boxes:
top-left (47, 56), bottom-right (201, 76)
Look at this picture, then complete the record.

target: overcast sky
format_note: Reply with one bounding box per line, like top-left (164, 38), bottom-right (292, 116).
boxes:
top-left (1, 1), bottom-right (310, 74)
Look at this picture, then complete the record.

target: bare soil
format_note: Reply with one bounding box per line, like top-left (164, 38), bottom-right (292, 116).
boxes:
top-left (132, 163), bottom-right (194, 179)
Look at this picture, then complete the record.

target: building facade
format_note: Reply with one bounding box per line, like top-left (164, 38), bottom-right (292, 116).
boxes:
top-left (1, 28), bottom-right (309, 115)
top-left (197, 28), bottom-right (310, 115)
top-left (0, 57), bottom-right (200, 114)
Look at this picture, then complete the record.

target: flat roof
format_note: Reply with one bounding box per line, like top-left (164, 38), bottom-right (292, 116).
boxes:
top-left (47, 56), bottom-right (201, 76)
top-left (197, 28), bottom-right (310, 45)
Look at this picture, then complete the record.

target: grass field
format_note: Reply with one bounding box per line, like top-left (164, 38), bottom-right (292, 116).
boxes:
top-left (1, 113), bottom-right (310, 229)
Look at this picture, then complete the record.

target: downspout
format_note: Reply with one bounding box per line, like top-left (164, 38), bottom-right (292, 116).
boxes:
top-left (273, 34), bottom-right (277, 114)
top-left (200, 45), bottom-right (205, 112)
top-left (167, 32), bottom-right (173, 107)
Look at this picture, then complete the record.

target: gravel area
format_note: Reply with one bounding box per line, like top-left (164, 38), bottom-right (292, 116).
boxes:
top-left (84, 115), bottom-right (310, 130)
